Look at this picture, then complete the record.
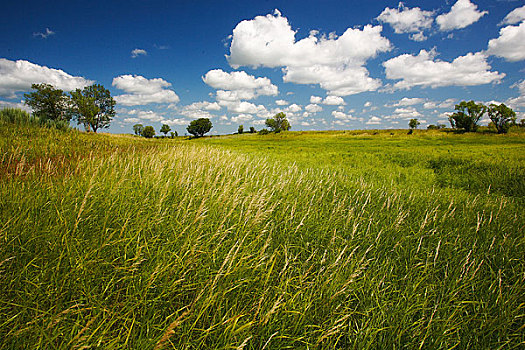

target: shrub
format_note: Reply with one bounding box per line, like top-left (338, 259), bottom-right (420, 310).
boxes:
top-left (258, 128), bottom-right (270, 135)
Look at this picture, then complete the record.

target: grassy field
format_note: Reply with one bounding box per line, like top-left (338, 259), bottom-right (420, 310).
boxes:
top-left (1, 114), bottom-right (524, 348)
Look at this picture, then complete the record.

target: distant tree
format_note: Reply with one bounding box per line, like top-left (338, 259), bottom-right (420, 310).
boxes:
top-left (133, 123), bottom-right (144, 136)
top-left (160, 124), bottom-right (171, 136)
top-left (249, 126), bottom-right (256, 133)
top-left (170, 131), bottom-right (178, 138)
top-left (449, 100), bottom-right (486, 132)
top-left (265, 112), bottom-right (290, 133)
top-left (487, 103), bottom-right (516, 134)
top-left (409, 118), bottom-right (420, 130)
top-left (258, 128), bottom-right (270, 135)
top-left (142, 125), bottom-right (155, 138)
top-left (70, 84), bottom-right (115, 133)
top-left (187, 118), bottom-right (212, 137)
top-left (238, 125), bottom-right (244, 134)
top-left (24, 83), bottom-right (71, 122)
top-left (520, 119), bottom-right (525, 127)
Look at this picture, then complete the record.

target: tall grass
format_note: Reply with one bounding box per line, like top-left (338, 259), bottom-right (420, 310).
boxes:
top-left (0, 124), bottom-right (523, 348)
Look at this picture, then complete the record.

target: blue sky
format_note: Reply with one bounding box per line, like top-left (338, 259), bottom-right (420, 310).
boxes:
top-left (1, 0), bottom-right (524, 134)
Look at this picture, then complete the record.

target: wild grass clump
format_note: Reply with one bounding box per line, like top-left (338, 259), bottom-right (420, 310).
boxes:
top-left (0, 107), bottom-right (71, 130)
top-left (0, 126), bottom-right (523, 348)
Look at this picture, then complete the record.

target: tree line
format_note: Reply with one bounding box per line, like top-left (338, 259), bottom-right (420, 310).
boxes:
top-left (24, 83), bottom-right (115, 132)
top-left (409, 101), bottom-right (522, 134)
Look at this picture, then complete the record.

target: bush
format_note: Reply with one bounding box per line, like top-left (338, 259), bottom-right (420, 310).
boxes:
top-left (258, 128), bottom-right (270, 135)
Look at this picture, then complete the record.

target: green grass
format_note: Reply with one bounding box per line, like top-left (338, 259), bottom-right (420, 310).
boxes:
top-left (1, 119), bottom-right (524, 349)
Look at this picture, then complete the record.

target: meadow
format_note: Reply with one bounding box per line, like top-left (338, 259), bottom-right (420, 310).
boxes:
top-left (1, 110), bottom-right (524, 349)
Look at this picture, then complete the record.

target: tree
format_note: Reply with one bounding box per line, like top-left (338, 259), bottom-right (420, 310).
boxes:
top-left (238, 125), bottom-right (244, 134)
top-left (170, 131), bottom-right (178, 138)
top-left (24, 83), bottom-right (71, 122)
top-left (187, 118), bottom-right (212, 137)
top-left (265, 112), bottom-right (291, 133)
top-left (409, 118), bottom-right (420, 130)
top-left (448, 100), bottom-right (486, 132)
top-left (133, 124), bottom-right (144, 136)
top-left (142, 125), bottom-right (155, 138)
top-left (70, 84), bottom-right (115, 133)
top-left (160, 124), bottom-right (171, 136)
top-left (488, 103), bottom-right (516, 134)
top-left (249, 126), bottom-right (256, 133)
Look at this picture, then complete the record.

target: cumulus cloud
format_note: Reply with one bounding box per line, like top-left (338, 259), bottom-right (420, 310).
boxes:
top-left (500, 5), bottom-right (525, 26)
top-left (203, 69), bottom-right (278, 106)
top-left (423, 98), bottom-right (456, 109)
top-left (33, 28), bottom-right (55, 39)
top-left (322, 95), bottom-right (346, 105)
top-left (366, 116), bottom-right (382, 125)
top-left (112, 75), bottom-right (180, 106)
top-left (176, 101), bottom-right (221, 119)
top-left (131, 49), bottom-right (147, 58)
top-left (0, 58), bottom-right (93, 98)
top-left (487, 21), bottom-right (525, 62)
top-left (227, 10), bottom-right (391, 96)
top-left (285, 103), bottom-right (302, 113)
top-left (377, 3), bottom-right (434, 41)
top-left (383, 49), bottom-right (504, 90)
top-left (310, 96), bottom-right (323, 104)
top-left (332, 110), bottom-right (356, 121)
top-left (231, 114), bottom-right (254, 123)
top-left (392, 97), bottom-right (426, 106)
top-left (508, 80), bottom-right (525, 108)
top-left (305, 104), bottom-right (323, 113)
top-left (436, 0), bottom-right (487, 31)
top-left (275, 99), bottom-right (289, 105)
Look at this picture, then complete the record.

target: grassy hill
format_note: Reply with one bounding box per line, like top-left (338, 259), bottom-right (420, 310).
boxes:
top-left (1, 115), bottom-right (524, 348)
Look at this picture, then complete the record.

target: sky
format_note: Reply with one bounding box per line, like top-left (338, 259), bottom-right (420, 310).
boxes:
top-left (1, 0), bottom-right (524, 134)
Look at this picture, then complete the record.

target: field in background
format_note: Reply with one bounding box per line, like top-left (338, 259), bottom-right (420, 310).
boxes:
top-left (1, 121), bottom-right (524, 348)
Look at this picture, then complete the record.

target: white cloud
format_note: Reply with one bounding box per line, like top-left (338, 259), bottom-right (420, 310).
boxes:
top-left (500, 5), bottom-right (525, 26)
top-left (508, 80), bottom-right (525, 108)
top-left (0, 58), bottom-right (93, 98)
top-left (305, 104), bottom-right (322, 113)
top-left (112, 75), bottom-right (180, 106)
top-left (377, 3), bottom-right (433, 41)
top-left (322, 96), bottom-right (346, 105)
top-left (203, 69), bottom-right (278, 99)
top-left (332, 110), bottom-right (355, 121)
top-left (310, 96), bottom-right (323, 104)
top-left (366, 116), bottom-right (382, 125)
top-left (176, 101), bottom-right (221, 119)
top-left (275, 99), bottom-right (289, 105)
top-left (163, 118), bottom-right (190, 126)
top-left (364, 101), bottom-right (372, 107)
top-left (423, 98), bottom-right (456, 109)
top-left (231, 114), bottom-right (254, 123)
top-left (383, 49), bottom-right (504, 90)
top-left (123, 117), bottom-right (141, 124)
top-left (436, 0), bottom-right (487, 31)
top-left (33, 28), bottom-right (55, 39)
top-left (285, 103), bottom-right (302, 113)
top-left (227, 10), bottom-right (391, 96)
top-left (131, 49), bottom-right (147, 58)
top-left (487, 22), bottom-right (525, 62)
top-left (392, 97), bottom-right (425, 106)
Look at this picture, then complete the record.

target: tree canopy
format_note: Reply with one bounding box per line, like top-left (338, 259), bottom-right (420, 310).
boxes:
top-left (24, 83), bottom-right (71, 122)
top-left (409, 118), bottom-right (420, 130)
top-left (488, 103), bottom-right (516, 134)
top-left (265, 112), bottom-right (290, 133)
top-left (187, 118), bottom-right (212, 137)
top-left (133, 124), bottom-right (144, 136)
top-left (142, 126), bottom-right (155, 138)
top-left (449, 101), bottom-right (486, 132)
top-left (70, 84), bottom-right (115, 133)
top-left (160, 124), bottom-right (171, 136)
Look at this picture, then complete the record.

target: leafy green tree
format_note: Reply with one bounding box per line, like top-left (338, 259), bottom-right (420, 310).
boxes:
top-left (133, 124), bottom-right (144, 136)
top-left (488, 103), bottom-right (516, 134)
top-left (265, 112), bottom-right (290, 133)
top-left (449, 101), bottom-right (486, 132)
top-left (24, 83), bottom-right (71, 122)
top-left (170, 131), bottom-right (178, 138)
top-left (249, 126), bottom-right (256, 133)
top-left (142, 125), bottom-right (155, 138)
top-left (187, 118), bottom-right (212, 137)
top-left (238, 125), bottom-right (244, 134)
top-left (160, 124), bottom-right (171, 136)
top-left (70, 84), bottom-right (115, 133)
top-left (409, 118), bottom-right (420, 130)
